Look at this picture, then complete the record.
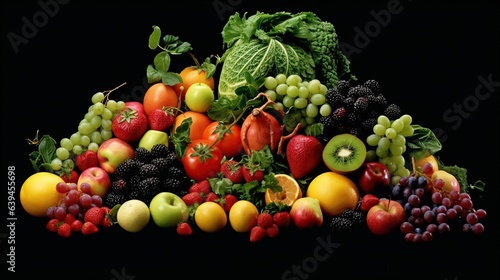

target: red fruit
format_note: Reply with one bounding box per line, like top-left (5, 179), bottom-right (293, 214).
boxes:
top-left (111, 107), bottom-right (148, 142)
top-left (249, 225), bottom-right (267, 242)
top-left (221, 194), bottom-right (238, 213)
top-left (176, 222), bottom-right (193, 236)
top-left (286, 134), bottom-right (323, 179)
top-left (257, 212), bottom-right (274, 229)
top-left (266, 223), bottom-right (280, 238)
top-left (273, 211), bottom-right (291, 228)
top-left (188, 180), bottom-right (211, 195)
top-left (148, 107), bottom-right (176, 131)
top-left (360, 194), bottom-right (380, 212)
top-left (100, 206), bottom-right (113, 228)
top-left (70, 220), bottom-right (83, 232)
top-left (204, 192), bottom-right (219, 203)
top-left (242, 164), bottom-right (264, 183)
top-left (81, 221), bottom-right (99, 235)
top-left (182, 192), bottom-right (203, 206)
top-left (64, 213), bottom-right (77, 225)
top-left (75, 150), bottom-right (99, 173)
top-left (57, 223), bottom-right (71, 238)
top-left (83, 206), bottom-right (105, 227)
top-left (220, 159), bottom-right (244, 183)
top-left (60, 170), bottom-right (79, 184)
top-left (46, 218), bottom-right (60, 233)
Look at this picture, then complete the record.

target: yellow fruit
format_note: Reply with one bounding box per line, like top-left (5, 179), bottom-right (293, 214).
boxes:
top-left (194, 201), bottom-right (227, 233)
top-left (117, 199), bottom-right (151, 233)
top-left (414, 155), bottom-right (439, 173)
top-left (20, 172), bottom-right (65, 217)
top-left (228, 200), bottom-right (259, 233)
top-left (306, 171), bottom-right (360, 217)
top-left (265, 174), bottom-right (302, 206)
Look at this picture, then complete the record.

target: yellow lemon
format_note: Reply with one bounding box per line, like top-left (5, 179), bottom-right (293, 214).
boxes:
top-left (20, 172), bottom-right (65, 217)
top-left (228, 200), bottom-right (259, 233)
top-left (194, 201), bottom-right (227, 233)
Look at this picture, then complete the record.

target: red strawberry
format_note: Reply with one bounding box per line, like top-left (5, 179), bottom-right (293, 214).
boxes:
top-left (286, 134), bottom-right (323, 179)
top-left (64, 213), bottom-right (77, 225)
top-left (46, 218), bottom-right (60, 233)
top-left (273, 211), bottom-right (291, 228)
top-left (83, 206), bottom-right (105, 227)
top-left (75, 150), bottom-right (99, 173)
top-left (57, 223), bottom-right (71, 238)
top-left (242, 164), bottom-right (264, 183)
top-left (188, 180), bottom-right (211, 195)
top-left (81, 221), bottom-right (99, 235)
top-left (147, 107), bottom-right (175, 131)
top-left (220, 159), bottom-right (244, 183)
top-left (360, 194), bottom-right (380, 212)
top-left (182, 192), bottom-right (203, 206)
top-left (249, 225), bottom-right (267, 242)
top-left (204, 192), bottom-right (219, 203)
top-left (111, 107), bottom-right (148, 143)
top-left (257, 212), bottom-right (274, 229)
top-left (266, 223), bottom-right (280, 238)
top-left (221, 194), bottom-right (238, 213)
top-left (176, 222), bottom-right (193, 236)
top-left (100, 206), bottom-right (113, 228)
top-left (60, 170), bottom-right (79, 184)
top-left (70, 220), bottom-right (83, 232)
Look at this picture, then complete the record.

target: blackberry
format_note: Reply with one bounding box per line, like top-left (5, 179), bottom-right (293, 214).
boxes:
top-left (111, 179), bottom-right (128, 194)
top-left (343, 97), bottom-right (355, 110)
top-left (166, 166), bottom-right (184, 179)
top-left (150, 144), bottom-right (170, 159)
top-left (127, 189), bottom-right (142, 201)
top-left (135, 147), bottom-right (152, 164)
top-left (114, 158), bottom-right (140, 180)
top-left (162, 178), bottom-right (184, 195)
top-left (150, 157), bottom-right (170, 177)
top-left (347, 85), bottom-right (372, 99)
top-left (349, 127), bottom-right (361, 138)
top-left (336, 80), bottom-right (350, 94)
top-left (352, 211), bottom-right (366, 225)
top-left (384, 103), bottom-right (402, 120)
top-left (331, 107), bottom-right (347, 121)
top-left (165, 152), bottom-right (181, 168)
top-left (330, 217), bottom-right (354, 232)
top-left (353, 96), bottom-right (369, 113)
top-left (374, 95), bottom-right (388, 111)
top-left (340, 209), bottom-right (355, 219)
top-left (363, 79), bottom-right (381, 94)
top-left (346, 112), bottom-right (361, 125)
top-left (128, 175), bottom-right (142, 190)
top-left (140, 163), bottom-right (160, 179)
top-left (105, 193), bottom-right (126, 208)
top-left (325, 90), bottom-right (344, 107)
top-left (138, 177), bottom-right (162, 200)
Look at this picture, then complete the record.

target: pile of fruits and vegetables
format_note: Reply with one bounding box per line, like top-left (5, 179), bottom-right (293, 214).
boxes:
top-left (21, 11), bottom-right (488, 243)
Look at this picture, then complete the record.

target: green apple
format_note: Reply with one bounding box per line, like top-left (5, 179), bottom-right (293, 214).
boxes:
top-left (97, 138), bottom-right (135, 174)
top-left (149, 192), bottom-right (189, 228)
top-left (117, 199), bottom-right (151, 233)
top-left (138, 129), bottom-right (169, 151)
top-left (184, 82), bottom-right (214, 113)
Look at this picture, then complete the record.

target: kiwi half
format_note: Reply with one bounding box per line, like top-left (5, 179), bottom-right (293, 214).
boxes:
top-left (322, 133), bottom-right (367, 174)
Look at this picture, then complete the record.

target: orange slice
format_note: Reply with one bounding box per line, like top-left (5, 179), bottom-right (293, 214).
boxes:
top-left (264, 174), bottom-right (303, 206)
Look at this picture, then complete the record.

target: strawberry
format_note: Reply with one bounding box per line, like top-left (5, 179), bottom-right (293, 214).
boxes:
top-left (57, 223), bottom-right (71, 238)
top-left (204, 192), bottom-right (219, 203)
top-left (242, 164), bottom-right (264, 183)
top-left (83, 206), bottom-right (105, 227)
top-left (111, 107), bottom-right (148, 143)
top-left (220, 159), bottom-right (244, 183)
top-left (46, 218), bottom-right (60, 233)
top-left (188, 180), bottom-right (211, 195)
top-left (257, 212), bottom-right (274, 229)
top-left (249, 225), bottom-right (267, 242)
top-left (100, 206), bottom-right (113, 228)
top-left (81, 221), bottom-right (99, 235)
top-left (360, 194), bottom-right (380, 212)
top-left (64, 213), bottom-right (77, 225)
top-left (266, 223), bottom-right (280, 238)
top-left (273, 211), bottom-right (291, 228)
top-left (285, 134), bottom-right (323, 179)
top-left (75, 150), bottom-right (99, 173)
top-left (70, 219), bottom-right (83, 232)
top-left (60, 170), bottom-right (79, 184)
top-left (176, 222), bottom-right (193, 236)
top-left (221, 194), bottom-right (238, 213)
top-left (182, 192), bottom-right (203, 206)
top-left (147, 107), bottom-right (175, 131)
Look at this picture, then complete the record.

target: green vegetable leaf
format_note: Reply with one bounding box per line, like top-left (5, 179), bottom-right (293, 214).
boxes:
top-left (406, 124), bottom-right (442, 160)
top-left (148, 25), bottom-right (161, 50)
top-left (27, 132), bottom-right (57, 173)
top-left (153, 51), bottom-right (171, 74)
top-left (161, 72), bottom-right (182, 86)
top-left (439, 164), bottom-right (468, 193)
top-left (170, 117), bottom-right (192, 159)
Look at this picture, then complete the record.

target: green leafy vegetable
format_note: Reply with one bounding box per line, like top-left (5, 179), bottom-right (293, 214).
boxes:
top-left (406, 124), bottom-right (443, 160)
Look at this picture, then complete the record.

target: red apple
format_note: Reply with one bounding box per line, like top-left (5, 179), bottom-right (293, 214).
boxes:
top-left (77, 166), bottom-right (111, 197)
top-left (366, 198), bottom-right (406, 236)
top-left (97, 138), bottom-right (135, 174)
top-left (358, 162), bottom-right (390, 194)
top-left (290, 197), bottom-right (323, 229)
top-left (431, 170), bottom-right (460, 193)
top-left (125, 101), bottom-right (146, 117)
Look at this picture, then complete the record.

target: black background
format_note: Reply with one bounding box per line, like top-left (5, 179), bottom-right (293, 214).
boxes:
top-left (2, 1), bottom-right (499, 279)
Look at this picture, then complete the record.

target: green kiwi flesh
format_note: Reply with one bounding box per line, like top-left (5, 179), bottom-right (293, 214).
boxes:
top-left (322, 133), bottom-right (367, 173)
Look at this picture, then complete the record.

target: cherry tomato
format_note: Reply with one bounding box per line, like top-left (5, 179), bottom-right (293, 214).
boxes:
top-left (181, 139), bottom-right (223, 182)
top-left (202, 121), bottom-right (243, 158)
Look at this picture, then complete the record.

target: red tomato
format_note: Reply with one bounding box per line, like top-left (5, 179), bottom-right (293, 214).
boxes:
top-left (202, 122), bottom-right (243, 158)
top-left (181, 139), bottom-right (223, 182)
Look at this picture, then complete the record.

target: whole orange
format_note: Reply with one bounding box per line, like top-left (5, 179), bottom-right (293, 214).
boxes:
top-left (20, 172), bottom-right (65, 217)
top-left (306, 171), bottom-right (360, 217)
top-left (173, 111), bottom-right (212, 141)
top-left (143, 83), bottom-right (179, 117)
top-left (174, 66), bottom-right (215, 101)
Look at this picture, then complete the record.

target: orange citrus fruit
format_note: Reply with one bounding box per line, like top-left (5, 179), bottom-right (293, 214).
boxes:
top-left (264, 174), bottom-right (303, 206)
top-left (20, 172), bottom-right (65, 217)
top-left (174, 66), bottom-right (215, 101)
top-left (173, 111), bottom-right (212, 141)
top-left (306, 171), bottom-right (360, 217)
top-left (228, 200), bottom-right (259, 233)
top-left (142, 83), bottom-right (179, 117)
top-left (194, 201), bottom-right (227, 233)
